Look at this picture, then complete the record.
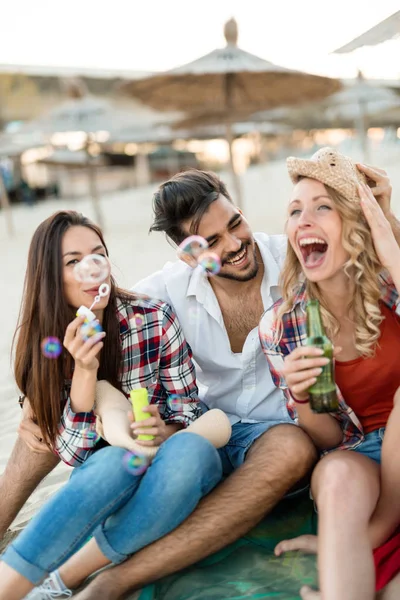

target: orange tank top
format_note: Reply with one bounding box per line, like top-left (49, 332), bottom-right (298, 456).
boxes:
top-left (335, 303), bottom-right (400, 434)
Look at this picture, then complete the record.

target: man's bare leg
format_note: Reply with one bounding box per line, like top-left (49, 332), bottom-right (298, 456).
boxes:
top-left (73, 424), bottom-right (317, 600)
top-left (0, 438), bottom-right (59, 540)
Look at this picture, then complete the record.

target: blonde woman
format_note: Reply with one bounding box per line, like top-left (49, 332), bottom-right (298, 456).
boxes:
top-left (259, 148), bottom-right (400, 600)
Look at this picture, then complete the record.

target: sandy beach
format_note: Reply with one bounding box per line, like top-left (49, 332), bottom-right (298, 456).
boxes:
top-left (1, 147), bottom-right (399, 593)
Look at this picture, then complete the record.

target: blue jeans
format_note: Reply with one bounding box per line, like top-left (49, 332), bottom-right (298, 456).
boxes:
top-left (218, 420), bottom-right (309, 498)
top-left (218, 420), bottom-right (294, 476)
top-left (1, 432), bottom-right (222, 585)
top-left (351, 427), bottom-right (385, 464)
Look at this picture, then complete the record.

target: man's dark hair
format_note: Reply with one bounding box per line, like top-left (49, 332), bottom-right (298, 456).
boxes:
top-left (150, 169), bottom-right (232, 245)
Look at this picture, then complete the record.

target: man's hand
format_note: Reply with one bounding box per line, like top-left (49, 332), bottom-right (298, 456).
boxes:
top-left (356, 163), bottom-right (392, 216)
top-left (18, 399), bottom-right (52, 454)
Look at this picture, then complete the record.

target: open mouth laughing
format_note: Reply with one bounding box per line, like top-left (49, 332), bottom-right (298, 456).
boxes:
top-left (224, 244), bottom-right (249, 268)
top-left (298, 237), bottom-right (328, 269)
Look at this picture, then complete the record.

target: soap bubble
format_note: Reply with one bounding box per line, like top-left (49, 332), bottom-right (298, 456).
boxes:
top-left (122, 451), bottom-right (149, 476)
top-left (167, 394), bottom-right (184, 413)
top-left (73, 254), bottom-right (110, 285)
top-left (198, 251), bottom-right (221, 276)
top-left (41, 337), bottom-right (62, 359)
top-left (177, 235), bottom-right (209, 268)
top-left (134, 313), bottom-right (144, 328)
top-left (81, 428), bottom-right (100, 444)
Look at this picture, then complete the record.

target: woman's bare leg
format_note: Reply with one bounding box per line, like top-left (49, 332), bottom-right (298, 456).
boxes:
top-left (300, 571), bottom-right (400, 600)
top-left (378, 572), bottom-right (400, 600)
top-left (312, 451), bottom-right (380, 600)
top-left (57, 538), bottom-right (110, 589)
top-left (0, 562), bottom-right (34, 600)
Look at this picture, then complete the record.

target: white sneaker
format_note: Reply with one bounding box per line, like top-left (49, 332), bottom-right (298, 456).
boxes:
top-left (24, 572), bottom-right (73, 599)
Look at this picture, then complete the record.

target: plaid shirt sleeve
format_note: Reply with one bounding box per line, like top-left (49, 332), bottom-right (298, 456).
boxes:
top-left (154, 303), bottom-right (202, 427)
top-left (54, 299), bottom-right (202, 467)
top-left (54, 386), bottom-right (98, 467)
top-left (380, 270), bottom-right (400, 313)
top-left (259, 298), bottom-right (364, 452)
top-left (259, 302), bottom-right (296, 418)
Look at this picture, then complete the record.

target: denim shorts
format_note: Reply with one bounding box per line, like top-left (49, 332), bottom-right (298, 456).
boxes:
top-left (351, 427), bottom-right (385, 464)
top-left (217, 420), bottom-right (295, 476)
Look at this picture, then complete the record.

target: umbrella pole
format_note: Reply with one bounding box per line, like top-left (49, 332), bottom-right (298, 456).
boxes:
top-left (85, 144), bottom-right (104, 230)
top-left (0, 171), bottom-right (14, 237)
top-left (225, 123), bottom-right (243, 209)
top-left (356, 99), bottom-right (369, 162)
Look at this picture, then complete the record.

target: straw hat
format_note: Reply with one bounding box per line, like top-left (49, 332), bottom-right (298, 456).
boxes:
top-left (286, 147), bottom-right (367, 203)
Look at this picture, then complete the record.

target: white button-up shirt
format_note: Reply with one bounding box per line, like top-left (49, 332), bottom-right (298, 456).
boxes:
top-left (132, 232), bottom-right (290, 425)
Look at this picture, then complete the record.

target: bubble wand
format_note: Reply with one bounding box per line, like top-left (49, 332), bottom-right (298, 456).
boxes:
top-left (76, 283), bottom-right (110, 341)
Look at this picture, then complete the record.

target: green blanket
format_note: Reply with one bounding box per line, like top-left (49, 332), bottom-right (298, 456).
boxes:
top-left (139, 493), bottom-right (318, 600)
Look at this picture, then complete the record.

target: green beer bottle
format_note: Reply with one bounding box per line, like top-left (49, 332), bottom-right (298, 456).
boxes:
top-left (305, 299), bottom-right (339, 413)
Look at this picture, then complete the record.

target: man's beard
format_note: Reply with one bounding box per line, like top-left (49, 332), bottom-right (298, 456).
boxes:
top-left (217, 245), bottom-right (259, 282)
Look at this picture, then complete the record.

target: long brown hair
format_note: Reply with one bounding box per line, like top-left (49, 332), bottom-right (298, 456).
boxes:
top-left (13, 211), bottom-right (131, 445)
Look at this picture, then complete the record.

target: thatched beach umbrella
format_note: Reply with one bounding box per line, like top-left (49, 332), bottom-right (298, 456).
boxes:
top-left (334, 11), bottom-right (400, 53)
top-left (121, 18), bottom-right (341, 207)
top-left (19, 90), bottom-right (172, 227)
top-left (255, 73), bottom-right (400, 160)
top-left (322, 73), bottom-right (400, 159)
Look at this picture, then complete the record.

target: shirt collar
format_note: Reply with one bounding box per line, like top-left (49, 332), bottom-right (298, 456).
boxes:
top-left (290, 281), bottom-right (307, 312)
top-left (255, 233), bottom-right (280, 306)
top-left (186, 264), bottom-right (210, 302)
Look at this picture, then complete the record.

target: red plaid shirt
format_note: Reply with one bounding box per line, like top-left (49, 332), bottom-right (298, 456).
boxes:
top-left (259, 272), bottom-right (400, 454)
top-left (55, 296), bottom-right (201, 467)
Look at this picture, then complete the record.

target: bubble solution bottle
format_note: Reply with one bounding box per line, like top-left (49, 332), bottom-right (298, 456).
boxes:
top-left (130, 388), bottom-right (155, 441)
top-left (76, 306), bottom-right (103, 341)
top-left (305, 299), bottom-right (339, 413)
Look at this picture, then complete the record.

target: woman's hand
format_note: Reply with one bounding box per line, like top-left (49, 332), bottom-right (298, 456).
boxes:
top-left (356, 163), bottom-right (392, 216)
top-left (282, 346), bottom-right (329, 401)
top-left (130, 404), bottom-right (169, 447)
top-left (63, 315), bottom-right (106, 372)
top-left (359, 182), bottom-right (400, 272)
top-left (18, 398), bottom-right (52, 453)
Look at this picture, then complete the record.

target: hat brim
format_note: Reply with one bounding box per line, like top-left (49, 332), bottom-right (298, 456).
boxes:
top-left (286, 155), bottom-right (366, 202)
top-left (287, 156), bottom-right (335, 187)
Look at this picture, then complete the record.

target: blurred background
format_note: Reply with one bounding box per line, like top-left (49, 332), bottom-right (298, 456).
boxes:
top-left (1, 0), bottom-right (400, 533)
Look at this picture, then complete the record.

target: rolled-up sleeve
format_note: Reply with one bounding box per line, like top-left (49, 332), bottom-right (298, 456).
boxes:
top-left (259, 305), bottom-right (296, 417)
top-left (54, 398), bottom-right (98, 467)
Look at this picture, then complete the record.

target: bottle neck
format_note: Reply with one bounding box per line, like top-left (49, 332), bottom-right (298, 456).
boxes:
top-left (306, 300), bottom-right (326, 338)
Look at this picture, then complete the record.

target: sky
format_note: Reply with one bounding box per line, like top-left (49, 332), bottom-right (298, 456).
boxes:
top-left (2, 1), bottom-right (400, 80)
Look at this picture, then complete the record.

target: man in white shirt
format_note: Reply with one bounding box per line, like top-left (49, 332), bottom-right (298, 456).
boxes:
top-left (71, 168), bottom-right (319, 599)
top-left (2, 165), bottom-right (396, 599)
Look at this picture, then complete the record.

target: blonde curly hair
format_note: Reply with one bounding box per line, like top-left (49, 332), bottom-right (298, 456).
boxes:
top-left (277, 182), bottom-right (383, 357)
